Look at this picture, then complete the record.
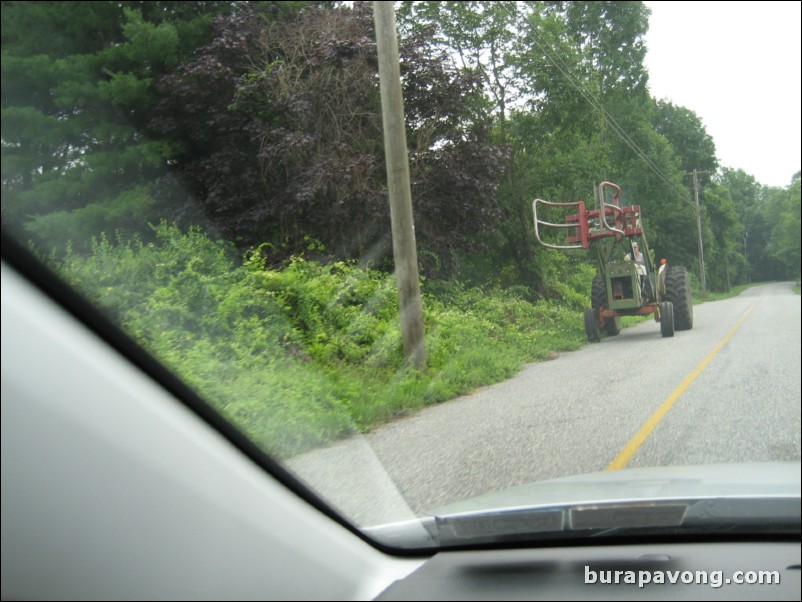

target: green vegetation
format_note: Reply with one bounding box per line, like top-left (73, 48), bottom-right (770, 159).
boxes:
top-left (59, 224), bottom-right (590, 457)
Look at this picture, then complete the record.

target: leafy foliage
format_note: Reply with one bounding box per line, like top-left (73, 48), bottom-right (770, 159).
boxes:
top-left (764, 173), bottom-right (801, 280)
top-left (58, 224), bottom-right (590, 455)
top-left (718, 167), bottom-right (799, 283)
top-left (1, 1), bottom-right (233, 251)
top-left (151, 2), bottom-right (507, 270)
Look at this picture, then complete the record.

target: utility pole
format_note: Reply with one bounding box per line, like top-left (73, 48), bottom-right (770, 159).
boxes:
top-left (373, 2), bottom-right (426, 370)
top-left (692, 169), bottom-right (707, 297)
top-left (743, 229), bottom-right (749, 284)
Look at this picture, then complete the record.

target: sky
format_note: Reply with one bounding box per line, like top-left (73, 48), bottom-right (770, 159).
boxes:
top-left (643, 1), bottom-right (801, 188)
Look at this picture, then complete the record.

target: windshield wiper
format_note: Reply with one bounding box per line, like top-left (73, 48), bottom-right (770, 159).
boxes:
top-left (366, 497), bottom-right (801, 549)
top-left (433, 498), bottom-right (800, 546)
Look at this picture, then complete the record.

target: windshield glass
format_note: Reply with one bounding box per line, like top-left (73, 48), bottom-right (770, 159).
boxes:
top-left (2, 0), bottom-right (800, 549)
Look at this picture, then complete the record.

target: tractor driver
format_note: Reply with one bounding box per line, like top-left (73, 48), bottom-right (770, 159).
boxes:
top-left (631, 242), bottom-right (647, 297)
top-left (632, 242), bottom-right (645, 268)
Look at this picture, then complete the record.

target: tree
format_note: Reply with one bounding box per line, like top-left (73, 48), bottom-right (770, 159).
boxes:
top-left (766, 173), bottom-right (801, 280)
top-left (700, 182), bottom-right (741, 290)
top-left (545, 1), bottom-right (650, 96)
top-left (717, 167), bottom-right (782, 282)
top-left (397, 1), bottom-right (522, 126)
top-left (148, 4), bottom-right (270, 246)
top-left (153, 2), bottom-right (506, 271)
top-left (1, 1), bottom-right (232, 251)
top-left (652, 100), bottom-right (718, 184)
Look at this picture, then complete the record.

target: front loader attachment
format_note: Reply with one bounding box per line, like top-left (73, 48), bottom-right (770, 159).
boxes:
top-left (533, 182), bottom-right (644, 251)
top-left (532, 198), bottom-right (589, 250)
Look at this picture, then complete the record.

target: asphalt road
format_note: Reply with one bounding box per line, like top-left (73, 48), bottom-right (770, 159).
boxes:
top-left (288, 282), bottom-right (801, 526)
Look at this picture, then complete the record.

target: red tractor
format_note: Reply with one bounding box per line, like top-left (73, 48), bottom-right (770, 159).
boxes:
top-left (533, 182), bottom-right (693, 341)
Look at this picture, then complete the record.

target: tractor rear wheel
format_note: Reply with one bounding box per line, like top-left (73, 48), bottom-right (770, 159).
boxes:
top-left (591, 274), bottom-right (607, 309)
top-left (665, 266), bottom-right (693, 330)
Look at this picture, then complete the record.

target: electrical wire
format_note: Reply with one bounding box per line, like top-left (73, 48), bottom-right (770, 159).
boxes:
top-left (500, 2), bottom-right (694, 207)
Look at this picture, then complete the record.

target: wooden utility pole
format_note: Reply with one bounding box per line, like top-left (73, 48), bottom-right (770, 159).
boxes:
top-left (693, 169), bottom-right (707, 297)
top-left (373, 2), bottom-right (426, 370)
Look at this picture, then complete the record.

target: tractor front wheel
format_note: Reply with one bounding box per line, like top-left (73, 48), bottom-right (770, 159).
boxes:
top-left (604, 315), bottom-right (621, 336)
top-left (584, 308), bottom-right (601, 342)
top-left (660, 301), bottom-right (675, 338)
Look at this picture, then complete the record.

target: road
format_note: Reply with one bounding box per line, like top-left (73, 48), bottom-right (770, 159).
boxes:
top-left (288, 283), bottom-right (801, 526)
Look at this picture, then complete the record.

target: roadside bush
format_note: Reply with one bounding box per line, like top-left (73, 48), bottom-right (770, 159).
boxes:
top-left (56, 223), bottom-right (592, 456)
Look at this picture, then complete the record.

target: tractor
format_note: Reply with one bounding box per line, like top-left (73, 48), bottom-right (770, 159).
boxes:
top-left (532, 182), bottom-right (693, 341)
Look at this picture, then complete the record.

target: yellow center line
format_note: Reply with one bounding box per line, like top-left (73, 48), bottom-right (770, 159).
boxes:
top-left (605, 301), bottom-right (758, 471)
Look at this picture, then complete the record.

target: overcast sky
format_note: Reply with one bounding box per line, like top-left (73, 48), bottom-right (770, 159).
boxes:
top-left (643, 1), bottom-right (801, 188)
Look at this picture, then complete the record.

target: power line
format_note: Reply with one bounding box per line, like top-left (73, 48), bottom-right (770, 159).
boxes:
top-left (532, 33), bottom-right (689, 204)
top-left (499, 3), bottom-right (693, 207)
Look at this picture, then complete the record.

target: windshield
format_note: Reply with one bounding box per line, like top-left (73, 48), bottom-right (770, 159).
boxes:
top-left (2, 0), bottom-right (800, 550)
